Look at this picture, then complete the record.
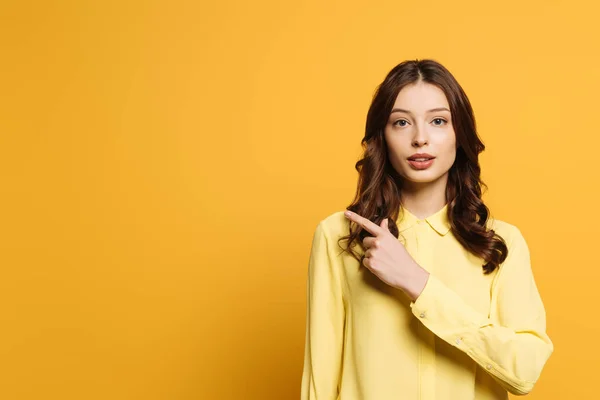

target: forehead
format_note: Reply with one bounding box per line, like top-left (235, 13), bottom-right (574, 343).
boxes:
top-left (393, 81), bottom-right (449, 110)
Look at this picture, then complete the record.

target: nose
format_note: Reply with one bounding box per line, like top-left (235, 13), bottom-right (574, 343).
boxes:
top-left (412, 124), bottom-right (429, 147)
top-left (412, 137), bottom-right (428, 147)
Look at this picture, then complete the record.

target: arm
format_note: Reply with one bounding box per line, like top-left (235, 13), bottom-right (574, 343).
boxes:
top-left (301, 221), bottom-right (346, 400)
top-left (409, 226), bottom-right (554, 395)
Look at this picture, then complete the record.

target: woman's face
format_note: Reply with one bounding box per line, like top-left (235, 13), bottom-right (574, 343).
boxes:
top-left (384, 81), bottom-right (457, 188)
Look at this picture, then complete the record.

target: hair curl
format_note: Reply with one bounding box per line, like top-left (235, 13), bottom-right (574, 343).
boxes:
top-left (338, 59), bottom-right (507, 274)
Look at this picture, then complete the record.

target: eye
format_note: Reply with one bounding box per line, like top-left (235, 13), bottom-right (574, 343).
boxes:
top-left (432, 118), bottom-right (447, 126)
top-left (393, 119), bottom-right (409, 127)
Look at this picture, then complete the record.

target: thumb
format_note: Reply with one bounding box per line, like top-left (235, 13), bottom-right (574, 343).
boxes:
top-left (380, 218), bottom-right (389, 230)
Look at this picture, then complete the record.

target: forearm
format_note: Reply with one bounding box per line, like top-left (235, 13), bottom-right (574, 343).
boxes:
top-left (395, 261), bottom-right (430, 302)
top-left (408, 273), bottom-right (553, 395)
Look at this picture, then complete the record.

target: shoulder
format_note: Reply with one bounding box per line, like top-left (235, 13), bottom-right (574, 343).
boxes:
top-left (486, 216), bottom-right (527, 250)
top-left (314, 210), bottom-right (350, 240)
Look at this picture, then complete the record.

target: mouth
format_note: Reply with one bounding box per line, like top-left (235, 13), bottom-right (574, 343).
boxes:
top-left (407, 157), bottom-right (435, 170)
top-left (407, 157), bottom-right (435, 161)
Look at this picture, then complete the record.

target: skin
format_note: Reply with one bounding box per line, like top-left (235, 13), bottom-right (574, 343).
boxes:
top-left (344, 80), bottom-right (458, 301)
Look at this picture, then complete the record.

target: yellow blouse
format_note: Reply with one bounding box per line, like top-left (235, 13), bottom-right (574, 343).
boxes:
top-left (301, 203), bottom-right (553, 400)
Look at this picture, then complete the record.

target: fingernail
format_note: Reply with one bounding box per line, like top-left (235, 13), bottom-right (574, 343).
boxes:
top-left (344, 211), bottom-right (351, 217)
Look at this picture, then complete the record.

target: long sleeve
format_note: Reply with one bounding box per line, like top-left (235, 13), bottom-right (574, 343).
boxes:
top-left (409, 226), bottom-right (554, 396)
top-left (301, 221), bottom-right (346, 400)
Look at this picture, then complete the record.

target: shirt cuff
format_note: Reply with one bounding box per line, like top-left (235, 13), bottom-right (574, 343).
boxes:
top-left (409, 273), bottom-right (486, 332)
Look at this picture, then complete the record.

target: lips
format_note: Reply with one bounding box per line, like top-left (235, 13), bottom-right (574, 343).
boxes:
top-left (407, 154), bottom-right (435, 170)
top-left (407, 153), bottom-right (435, 161)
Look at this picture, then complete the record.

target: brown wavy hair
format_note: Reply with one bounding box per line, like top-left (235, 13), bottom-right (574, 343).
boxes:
top-left (338, 59), bottom-right (508, 274)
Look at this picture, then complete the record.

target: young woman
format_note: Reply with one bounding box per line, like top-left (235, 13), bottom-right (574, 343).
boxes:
top-left (300, 59), bottom-right (553, 400)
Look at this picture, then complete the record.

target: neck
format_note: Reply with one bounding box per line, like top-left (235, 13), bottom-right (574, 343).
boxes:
top-left (400, 174), bottom-right (448, 219)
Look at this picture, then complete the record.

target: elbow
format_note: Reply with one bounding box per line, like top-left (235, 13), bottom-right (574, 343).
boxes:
top-left (489, 368), bottom-right (539, 396)
top-left (505, 380), bottom-right (534, 396)
top-left (493, 371), bottom-right (537, 396)
top-left (498, 341), bottom-right (554, 396)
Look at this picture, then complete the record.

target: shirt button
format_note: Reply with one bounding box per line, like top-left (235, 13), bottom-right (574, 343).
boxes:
top-left (486, 364), bottom-right (492, 370)
top-left (455, 338), bottom-right (461, 344)
top-left (419, 312), bottom-right (426, 318)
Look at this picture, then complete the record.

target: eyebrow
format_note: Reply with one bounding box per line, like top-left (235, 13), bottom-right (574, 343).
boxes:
top-left (390, 107), bottom-right (450, 114)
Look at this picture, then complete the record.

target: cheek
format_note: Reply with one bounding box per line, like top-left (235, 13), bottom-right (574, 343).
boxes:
top-left (433, 137), bottom-right (457, 169)
top-left (440, 134), bottom-right (457, 160)
top-left (442, 146), bottom-right (457, 166)
top-left (385, 147), bottom-right (408, 174)
top-left (384, 137), bottom-right (405, 161)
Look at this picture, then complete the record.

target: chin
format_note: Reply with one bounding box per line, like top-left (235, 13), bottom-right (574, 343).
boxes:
top-left (401, 170), bottom-right (445, 184)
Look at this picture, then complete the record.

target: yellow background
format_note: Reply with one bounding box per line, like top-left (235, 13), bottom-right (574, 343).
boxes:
top-left (0, 0), bottom-right (597, 398)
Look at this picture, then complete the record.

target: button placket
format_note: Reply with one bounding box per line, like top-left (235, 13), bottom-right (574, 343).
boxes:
top-left (414, 219), bottom-right (436, 399)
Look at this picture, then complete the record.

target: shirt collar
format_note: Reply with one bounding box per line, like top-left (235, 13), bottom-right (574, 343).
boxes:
top-left (396, 203), bottom-right (451, 236)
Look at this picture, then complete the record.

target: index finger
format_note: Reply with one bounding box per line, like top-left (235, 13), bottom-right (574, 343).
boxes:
top-left (344, 211), bottom-right (384, 236)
